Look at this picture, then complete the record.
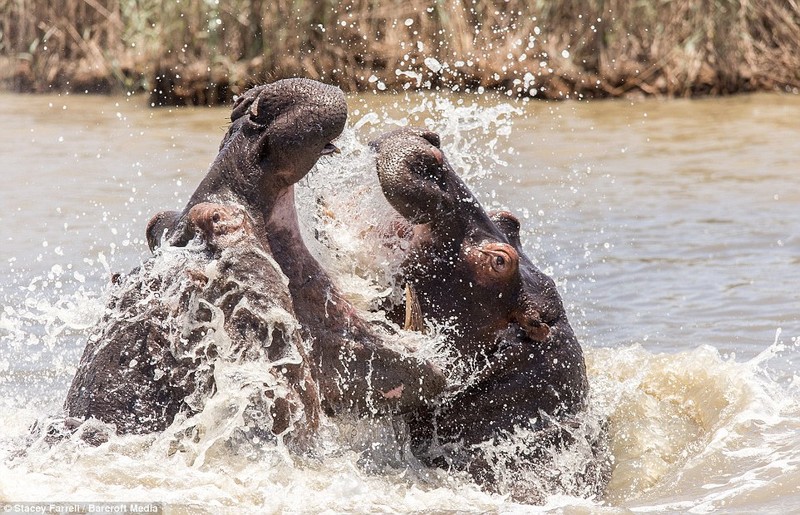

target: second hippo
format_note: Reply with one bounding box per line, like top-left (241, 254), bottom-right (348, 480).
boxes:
top-left (371, 128), bottom-right (607, 494)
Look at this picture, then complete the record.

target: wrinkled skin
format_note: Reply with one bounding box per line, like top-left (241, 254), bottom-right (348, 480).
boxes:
top-left (371, 128), bottom-right (591, 481)
top-left (66, 79), bottom-right (444, 437)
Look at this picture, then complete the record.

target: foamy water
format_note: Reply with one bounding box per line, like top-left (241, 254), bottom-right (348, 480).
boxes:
top-left (1, 91), bottom-right (799, 513)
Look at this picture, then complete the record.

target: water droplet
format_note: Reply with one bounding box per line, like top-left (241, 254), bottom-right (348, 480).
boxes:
top-left (424, 57), bottom-right (442, 73)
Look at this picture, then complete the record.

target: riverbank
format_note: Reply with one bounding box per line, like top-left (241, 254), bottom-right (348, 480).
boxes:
top-left (2, 0), bottom-right (799, 105)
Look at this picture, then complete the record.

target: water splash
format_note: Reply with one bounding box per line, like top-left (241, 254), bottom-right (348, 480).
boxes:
top-left (2, 93), bottom-right (799, 512)
top-left (298, 96), bottom-right (521, 313)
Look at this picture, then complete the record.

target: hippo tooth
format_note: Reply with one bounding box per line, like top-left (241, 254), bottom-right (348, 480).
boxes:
top-left (403, 283), bottom-right (426, 333)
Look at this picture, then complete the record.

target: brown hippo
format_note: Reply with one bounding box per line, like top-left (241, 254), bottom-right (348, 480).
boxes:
top-left (65, 79), bottom-right (445, 439)
top-left (371, 128), bottom-right (607, 496)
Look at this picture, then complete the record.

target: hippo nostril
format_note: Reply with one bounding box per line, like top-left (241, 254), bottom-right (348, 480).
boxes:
top-left (420, 130), bottom-right (441, 148)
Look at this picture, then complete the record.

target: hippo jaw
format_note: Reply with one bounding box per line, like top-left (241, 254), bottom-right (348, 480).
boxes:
top-left (371, 128), bottom-right (483, 232)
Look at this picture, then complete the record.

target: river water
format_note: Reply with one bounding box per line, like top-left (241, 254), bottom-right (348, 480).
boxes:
top-left (0, 90), bottom-right (798, 513)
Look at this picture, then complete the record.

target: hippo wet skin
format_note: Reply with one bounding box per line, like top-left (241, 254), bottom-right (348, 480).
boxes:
top-left (64, 202), bottom-right (322, 444)
top-left (65, 79), bottom-right (444, 438)
top-left (371, 128), bottom-right (608, 494)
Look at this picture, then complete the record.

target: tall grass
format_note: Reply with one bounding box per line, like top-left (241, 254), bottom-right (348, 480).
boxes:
top-left (2, 0), bottom-right (799, 104)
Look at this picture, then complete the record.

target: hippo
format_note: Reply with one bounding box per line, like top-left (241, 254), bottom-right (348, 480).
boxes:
top-left (66, 202), bottom-right (321, 445)
top-left (370, 128), bottom-right (607, 494)
top-left (65, 79), bottom-right (445, 439)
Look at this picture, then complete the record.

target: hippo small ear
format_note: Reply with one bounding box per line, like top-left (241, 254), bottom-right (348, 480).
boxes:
top-left (490, 211), bottom-right (521, 247)
top-left (230, 85), bottom-right (265, 122)
top-left (516, 313), bottom-right (551, 343)
top-left (146, 210), bottom-right (180, 252)
top-left (230, 96), bottom-right (253, 122)
top-left (418, 130), bottom-right (440, 149)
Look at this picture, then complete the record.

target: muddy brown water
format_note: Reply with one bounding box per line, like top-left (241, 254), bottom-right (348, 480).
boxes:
top-left (0, 91), bottom-right (798, 512)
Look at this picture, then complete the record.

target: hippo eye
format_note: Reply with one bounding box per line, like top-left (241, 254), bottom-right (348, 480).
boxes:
top-left (473, 243), bottom-right (518, 281)
top-left (486, 247), bottom-right (517, 276)
top-left (212, 212), bottom-right (221, 223)
top-left (491, 253), bottom-right (511, 273)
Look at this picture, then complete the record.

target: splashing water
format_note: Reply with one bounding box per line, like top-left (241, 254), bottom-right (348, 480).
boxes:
top-left (1, 91), bottom-right (799, 512)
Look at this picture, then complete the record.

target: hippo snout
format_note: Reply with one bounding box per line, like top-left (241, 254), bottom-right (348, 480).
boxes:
top-left (231, 78), bottom-right (347, 161)
top-left (372, 128), bottom-right (458, 224)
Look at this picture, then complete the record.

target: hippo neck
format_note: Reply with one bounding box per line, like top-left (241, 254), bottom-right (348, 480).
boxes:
top-left (265, 185), bottom-right (315, 274)
top-left (187, 126), bottom-right (289, 213)
top-left (264, 185), bottom-right (357, 329)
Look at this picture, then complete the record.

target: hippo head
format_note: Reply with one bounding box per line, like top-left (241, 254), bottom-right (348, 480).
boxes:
top-left (371, 128), bottom-right (578, 357)
top-left (221, 78), bottom-right (346, 196)
top-left (147, 78), bottom-right (347, 250)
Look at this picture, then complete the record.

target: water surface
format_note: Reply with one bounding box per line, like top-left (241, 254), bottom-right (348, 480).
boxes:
top-left (0, 90), bottom-right (798, 513)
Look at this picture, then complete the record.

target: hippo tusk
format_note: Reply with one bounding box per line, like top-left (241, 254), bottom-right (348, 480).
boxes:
top-left (320, 142), bottom-right (341, 156)
top-left (403, 283), bottom-right (426, 333)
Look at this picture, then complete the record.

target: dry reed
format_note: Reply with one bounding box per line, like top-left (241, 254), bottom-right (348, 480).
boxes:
top-left (2, 0), bottom-right (798, 104)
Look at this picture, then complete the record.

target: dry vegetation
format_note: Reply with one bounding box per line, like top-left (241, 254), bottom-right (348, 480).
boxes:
top-left (2, 0), bottom-right (799, 105)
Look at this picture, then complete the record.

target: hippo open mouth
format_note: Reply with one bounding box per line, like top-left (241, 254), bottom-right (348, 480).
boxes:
top-left (320, 142), bottom-right (341, 156)
top-left (175, 82), bottom-right (445, 414)
top-left (65, 80), bottom-right (446, 441)
top-left (371, 127), bottom-right (599, 488)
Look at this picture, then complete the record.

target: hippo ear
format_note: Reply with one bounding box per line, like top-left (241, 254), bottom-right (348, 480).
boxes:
top-left (230, 85), bottom-right (266, 122)
top-left (146, 210), bottom-right (181, 252)
top-left (516, 313), bottom-right (551, 343)
top-left (490, 211), bottom-right (521, 247)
